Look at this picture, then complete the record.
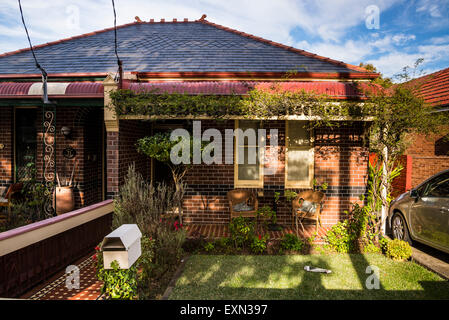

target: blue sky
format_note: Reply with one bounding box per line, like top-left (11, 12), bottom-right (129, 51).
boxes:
top-left (0, 0), bottom-right (448, 80)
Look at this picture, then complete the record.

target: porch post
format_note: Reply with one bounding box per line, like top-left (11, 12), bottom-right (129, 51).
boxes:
top-left (381, 145), bottom-right (388, 234)
top-left (103, 73), bottom-right (119, 199)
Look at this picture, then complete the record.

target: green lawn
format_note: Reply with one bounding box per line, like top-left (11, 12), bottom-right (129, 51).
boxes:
top-left (169, 254), bottom-right (449, 300)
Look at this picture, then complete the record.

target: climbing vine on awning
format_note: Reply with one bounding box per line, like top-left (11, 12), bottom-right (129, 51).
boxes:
top-left (109, 85), bottom-right (372, 124)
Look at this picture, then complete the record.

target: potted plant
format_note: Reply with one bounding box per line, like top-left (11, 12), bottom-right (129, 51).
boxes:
top-left (53, 160), bottom-right (76, 215)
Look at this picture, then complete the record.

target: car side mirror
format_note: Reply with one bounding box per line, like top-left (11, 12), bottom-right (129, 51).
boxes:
top-left (410, 189), bottom-right (419, 200)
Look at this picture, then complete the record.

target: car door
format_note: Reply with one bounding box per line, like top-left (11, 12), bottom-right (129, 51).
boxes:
top-left (409, 172), bottom-right (449, 249)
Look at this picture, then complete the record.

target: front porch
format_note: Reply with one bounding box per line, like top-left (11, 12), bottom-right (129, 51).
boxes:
top-left (185, 224), bottom-right (331, 242)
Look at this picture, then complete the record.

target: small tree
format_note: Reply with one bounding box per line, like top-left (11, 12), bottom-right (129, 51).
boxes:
top-left (361, 59), bottom-right (448, 235)
top-left (137, 132), bottom-right (207, 224)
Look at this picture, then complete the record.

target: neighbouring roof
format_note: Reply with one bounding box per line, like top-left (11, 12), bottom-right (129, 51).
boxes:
top-left (0, 81), bottom-right (367, 99)
top-left (0, 19), bottom-right (376, 78)
top-left (407, 67), bottom-right (449, 107)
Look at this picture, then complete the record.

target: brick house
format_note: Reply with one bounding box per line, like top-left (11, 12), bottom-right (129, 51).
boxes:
top-left (0, 17), bottom-right (379, 227)
top-left (392, 67), bottom-right (449, 196)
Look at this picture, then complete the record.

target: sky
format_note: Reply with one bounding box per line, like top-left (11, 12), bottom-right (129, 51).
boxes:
top-left (0, 0), bottom-right (448, 80)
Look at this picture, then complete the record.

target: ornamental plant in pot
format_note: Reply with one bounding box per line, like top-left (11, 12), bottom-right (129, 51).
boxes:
top-left (53, 160), bottom-right (76, 215)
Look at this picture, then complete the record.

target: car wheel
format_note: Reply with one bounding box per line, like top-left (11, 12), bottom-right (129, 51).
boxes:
top-left (391, 212), bottom-right (412, 244)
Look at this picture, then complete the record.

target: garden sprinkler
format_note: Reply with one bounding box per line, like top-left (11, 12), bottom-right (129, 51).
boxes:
top-left (304, 266), bottom-right (332, 274)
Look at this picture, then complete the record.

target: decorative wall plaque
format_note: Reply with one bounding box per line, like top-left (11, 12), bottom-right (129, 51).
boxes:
top-left (62, 147), bottom-right (76, 159)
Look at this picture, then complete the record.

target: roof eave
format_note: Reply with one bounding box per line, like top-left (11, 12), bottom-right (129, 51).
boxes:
top-left (135, 71), bottom-right (380, 80)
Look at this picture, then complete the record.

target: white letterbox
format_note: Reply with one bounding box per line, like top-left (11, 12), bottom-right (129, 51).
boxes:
top-left (101, 224), bottom-right (142, 269)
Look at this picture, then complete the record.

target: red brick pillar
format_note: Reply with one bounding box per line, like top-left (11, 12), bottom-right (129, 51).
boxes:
top-left (106, 131), bottom-right (119, 199)
top-left (104, 74), bottom-right (119, 199)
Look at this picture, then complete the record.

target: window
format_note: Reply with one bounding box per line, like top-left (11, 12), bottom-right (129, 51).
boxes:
top-left (234, 120), bottom-right (263, 188)
top-left (285, 120), bottom-right (314, 188)
top-left (421, 172), bottom-right (449, 198)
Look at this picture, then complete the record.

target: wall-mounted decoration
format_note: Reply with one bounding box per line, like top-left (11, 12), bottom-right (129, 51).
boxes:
top-left (61, 126), bottom-right (72, 138)
top-left (62, 147), bottom-right (76, 159)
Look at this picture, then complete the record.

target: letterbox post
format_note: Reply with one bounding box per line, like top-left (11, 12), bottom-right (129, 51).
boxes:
top-left (100, 224), bottom-right (142, 269)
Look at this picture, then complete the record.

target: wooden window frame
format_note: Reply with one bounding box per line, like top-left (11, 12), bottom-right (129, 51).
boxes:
top-left (234, 120), bottom-right (264, 188)
top-left (284, 120), bottom-right (314, 189)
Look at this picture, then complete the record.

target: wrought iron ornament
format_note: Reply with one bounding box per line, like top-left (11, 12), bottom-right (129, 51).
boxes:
top-left (43, 106), bottom-right (56, 216)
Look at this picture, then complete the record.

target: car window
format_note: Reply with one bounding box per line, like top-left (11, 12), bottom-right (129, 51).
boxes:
top-left (422, 172), bottom-right (449, 198)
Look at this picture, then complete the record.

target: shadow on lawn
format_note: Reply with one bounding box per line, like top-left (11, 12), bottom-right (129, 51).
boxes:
top-left (172, 254), bottom-right (449, 300)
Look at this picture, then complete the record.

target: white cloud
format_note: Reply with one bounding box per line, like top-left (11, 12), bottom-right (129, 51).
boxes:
top-left (416, 0), bottom-right (443, 17)
top-left (429, 35), bottom-right (449, 44)
top-left (391, 34), bottom-right (416, 45)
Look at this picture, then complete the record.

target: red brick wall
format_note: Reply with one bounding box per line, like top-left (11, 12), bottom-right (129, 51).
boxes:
top-left (411, 157), bottom-right (449, 187)
top-left (106, 120), bottom-right (151, 199)
top-left (391, 155), bottom-right (412, 197)
top-left (182, 121), bottom-right (369, 226)
top-left (119, 120), bottom-right (151, 186)
top-left (404, 130), bottom-right (449, 188)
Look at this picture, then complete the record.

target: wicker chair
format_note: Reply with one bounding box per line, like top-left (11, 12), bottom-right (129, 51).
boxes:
top-left (227, 189), bottom-right (259, 219)
top-left (291, 190), bottom-right (325, 234)
top-left (0, 183), bottom-right (23, 223)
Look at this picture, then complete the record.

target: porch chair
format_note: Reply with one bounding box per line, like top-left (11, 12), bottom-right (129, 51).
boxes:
top-left (227, 189), bottom-right (259, 219)
top-left (291, 190), bottom-right (325, 235)
top-left (0, 183), bottom-right (23, 223)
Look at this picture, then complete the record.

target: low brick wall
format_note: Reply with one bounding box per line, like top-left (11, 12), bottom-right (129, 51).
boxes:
top-left (0, 200), bottom-right (113, 298)
top-left (411, 156), bottom-right (449, 187)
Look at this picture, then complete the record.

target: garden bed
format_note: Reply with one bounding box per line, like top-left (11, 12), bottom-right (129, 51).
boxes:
top-left (168, 253), bottom-right (449, 300)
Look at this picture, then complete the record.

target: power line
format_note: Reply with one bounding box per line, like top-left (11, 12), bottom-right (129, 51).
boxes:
top-left (17, 0), bottom-right (49, 103)
top-left (17, 0), bottom-right (46, 76)
top-left (111, 0), bottom-right (123, 88)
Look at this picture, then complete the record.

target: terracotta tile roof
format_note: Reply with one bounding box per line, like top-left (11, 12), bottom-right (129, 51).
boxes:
top-left (0, 18), bottom-right (377, 79)
top-left (407, 67), bottom-right (449, 107)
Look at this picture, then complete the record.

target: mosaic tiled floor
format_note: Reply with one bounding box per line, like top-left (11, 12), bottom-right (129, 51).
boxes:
top-left (185, 224), bottom-right (330, 242)
top-left (24, 255), bottom-right (104, 300)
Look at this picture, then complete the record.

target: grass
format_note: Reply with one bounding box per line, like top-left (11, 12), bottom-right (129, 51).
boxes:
top-left (169, 253), bottom-right (449, 300)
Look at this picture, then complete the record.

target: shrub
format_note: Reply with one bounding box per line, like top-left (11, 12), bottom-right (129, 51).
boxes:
top-left (112, 164), bottom-right (179, 236)
top-left (379, 236), bottom-right (390, 254)
top-left (204, 241), bottom-right (215, 252)
top-left (151, 224), bottom-right (186, 278)
top-left (229, 216), bottom-right (255, 248)
top-left (386, 239), bottom-right (412, 261)
top-left (94, 235), bottom-right (156, 300)
top-left (324, 220), bottom-right (354, 253)
top-left (280, 233), bottom-right (304, 252)
top-left (94, 246), bottom-right (138, 300)
top-left (215, 237), bottom-right (232, 249)
top-left (111, 164), bottom-right (186, 295)
top-left (250, 234), bottom-right (269, 254)
top-left (363, 242), bottom-right (381, 254)
top-left (257, 205), bottom-right (276, 225)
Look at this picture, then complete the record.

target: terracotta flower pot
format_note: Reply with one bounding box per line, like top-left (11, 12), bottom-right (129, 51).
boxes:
top-left (53, 186), bottom-right (75, 215)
